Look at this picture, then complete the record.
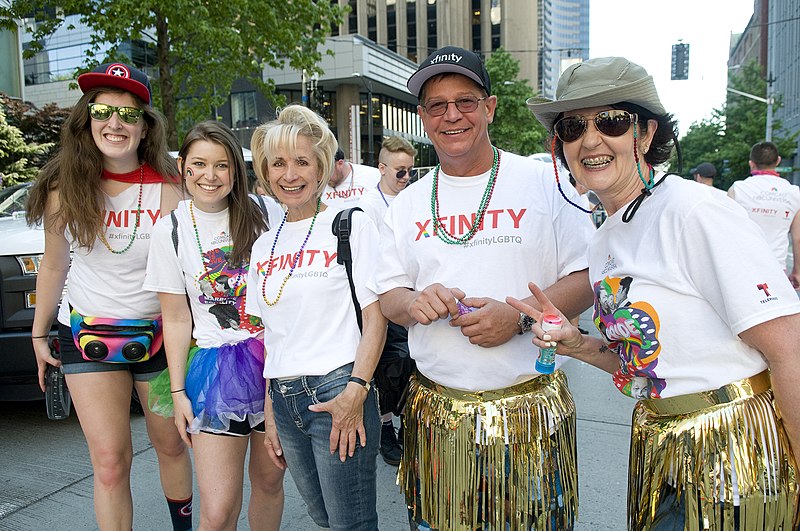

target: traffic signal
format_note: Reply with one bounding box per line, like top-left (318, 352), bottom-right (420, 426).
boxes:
top-left (671, 43), bottom-right (689, 80)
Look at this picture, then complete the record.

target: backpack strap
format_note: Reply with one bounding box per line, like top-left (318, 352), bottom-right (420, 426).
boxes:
top-left (332, 207), bottom-right (364, 332)
top-left (170, 210), bottom-right (179, 255)
top-left (253, 193), bottom-right (270, 229)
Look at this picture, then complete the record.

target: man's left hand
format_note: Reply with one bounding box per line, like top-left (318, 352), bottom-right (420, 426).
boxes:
top-left (450, 297), bottom-right (519, 347)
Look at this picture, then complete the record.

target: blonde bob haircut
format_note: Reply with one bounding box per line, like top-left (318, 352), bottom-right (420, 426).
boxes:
top-left (251, 105), bottom-right (338, 202)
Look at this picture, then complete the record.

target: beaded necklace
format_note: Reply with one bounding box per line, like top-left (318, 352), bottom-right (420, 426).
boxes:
top-left (430, 147), bottom-right (500, 245)
top-left (188, 200), bottom-right (243, 294)
top-left (99, 164), bottom-right (144, 254)
top-left (260, 197), bottom-right (321, 306)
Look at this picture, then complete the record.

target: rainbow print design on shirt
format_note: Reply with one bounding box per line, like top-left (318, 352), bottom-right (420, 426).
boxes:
top-left (197, 245), bottom-right (262, 333)
top-left (592, 276), bottom-right (665, 399)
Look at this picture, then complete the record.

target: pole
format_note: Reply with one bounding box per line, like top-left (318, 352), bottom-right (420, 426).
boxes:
top-left (301, 69), bottom-right (308, 107)
top-left (766, 76), bottom-right (774, 142)
top-left (366, 81), bottom-right (374, 166)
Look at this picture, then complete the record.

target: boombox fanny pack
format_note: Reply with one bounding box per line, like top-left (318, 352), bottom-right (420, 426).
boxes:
top-left (70, 307), bottom-right (163, 363)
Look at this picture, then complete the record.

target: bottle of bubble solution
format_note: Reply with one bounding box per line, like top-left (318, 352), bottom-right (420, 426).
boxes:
top-left (535, 315), bottom-right (563, 375)
top-left (45, 338), bottom-right (72, 420)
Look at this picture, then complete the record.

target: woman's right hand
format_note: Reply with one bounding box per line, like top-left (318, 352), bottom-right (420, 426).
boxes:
top-left (171, 392), bottom-right (194, 447)
top-left (32, 337), bottom-right (60, 392)
top-left (506, 282), bottom-right (586, 356)
top-left (263, 400), bottom-right (287, 470)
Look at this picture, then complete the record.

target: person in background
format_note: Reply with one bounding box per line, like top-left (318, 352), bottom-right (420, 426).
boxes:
top-left (728, 141), bottom-right (800, 286)
top-left (373, 46), bottom-right (595, 530)
top-left (323, 147), bottom-right (380, 210)
top-left (144, 121), bottom-right (286, 530)
top-left (247, 105), bottom-right (386, 530)
top-left (358, 135), bottom-right (418, 466)
top-left (690, 161), bottom-right (717, 187)
top-left (524, 56), bottom-right (800, 530)
top-left (26, 62), bottom-right (194, 530)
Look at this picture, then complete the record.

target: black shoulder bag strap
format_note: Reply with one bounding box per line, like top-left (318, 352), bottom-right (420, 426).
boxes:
top-left (332, 207), bottom-right (364, 333)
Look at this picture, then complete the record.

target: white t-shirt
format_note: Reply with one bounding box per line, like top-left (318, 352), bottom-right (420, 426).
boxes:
top-left (245, 206), bottom-right (380, 379)
top-left (143, 197), bottom-right (283, 348)
top-left (371, 150), bottom-right (594, 391)
top-left (358, 184), bottom-right (395, 229)
top-left (322, 163), bottom-right (380, 210)
top-left (59, 182), bottom-right (163, 324)
top-left (729, 174), bottom-right (800, 268)
top-left (591, 174), bottom-right (800, 399)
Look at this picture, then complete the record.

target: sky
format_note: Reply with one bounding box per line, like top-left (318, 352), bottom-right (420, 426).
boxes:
top-left (589, 0), bottom-right (755, 136)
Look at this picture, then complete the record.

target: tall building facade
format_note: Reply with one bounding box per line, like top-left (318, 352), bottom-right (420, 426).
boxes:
top-left (728, 0), bottom-right (800, 184)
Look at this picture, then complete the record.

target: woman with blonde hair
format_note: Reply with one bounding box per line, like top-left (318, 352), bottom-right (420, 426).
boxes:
top-left (246, 105), bottom-right (386, 530)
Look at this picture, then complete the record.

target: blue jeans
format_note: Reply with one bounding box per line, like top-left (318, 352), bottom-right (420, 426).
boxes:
top-left (269, 363), bottom-right (380, 530)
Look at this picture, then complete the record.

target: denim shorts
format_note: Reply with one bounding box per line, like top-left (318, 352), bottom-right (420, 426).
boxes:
top-left (58, 323), bottom-right (167, 381)
top-left (269, 362), bottom-right (380, 531)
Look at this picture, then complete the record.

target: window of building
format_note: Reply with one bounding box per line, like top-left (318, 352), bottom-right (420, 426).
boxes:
top-left (231, 92), bottom-right (258, 128)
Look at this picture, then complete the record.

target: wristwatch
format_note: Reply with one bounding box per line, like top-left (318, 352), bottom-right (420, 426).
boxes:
top-left (517, 312), bottom-right (535, 334)
top-left (348, 376), bottom-right (371, 392)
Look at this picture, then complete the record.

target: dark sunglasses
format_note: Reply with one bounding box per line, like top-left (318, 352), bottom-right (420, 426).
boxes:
top-left (422, 96), bottom-right (486, 117)
top-left (394, 168), bottom-right (417, 179)
top-left (554, 110), bottom-right (636, 143)
top-left (88, 103), bottom-right (144, 125)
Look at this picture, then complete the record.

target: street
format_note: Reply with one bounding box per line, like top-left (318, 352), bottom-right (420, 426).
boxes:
top-left (0, 317), bottom-right (632, 530)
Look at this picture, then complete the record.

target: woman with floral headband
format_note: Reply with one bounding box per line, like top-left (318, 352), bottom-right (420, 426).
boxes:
top-left (27, 62), bottom-right (194, 530)
top-left (514, 56), bottom-right (800, 530)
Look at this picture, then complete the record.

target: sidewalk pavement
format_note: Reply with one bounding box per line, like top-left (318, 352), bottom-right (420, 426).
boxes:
top-left (0, 312), bottom-right (634, 530)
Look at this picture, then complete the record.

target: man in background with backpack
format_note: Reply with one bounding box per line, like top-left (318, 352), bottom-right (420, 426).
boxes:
top-left (358, 136), bottom-right (419, 466)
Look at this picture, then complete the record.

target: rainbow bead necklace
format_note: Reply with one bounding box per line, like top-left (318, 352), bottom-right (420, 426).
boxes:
top-left (189, 200), bottom-right (243, 292)
top-left (430, 146), bottom-right (500, 245)
top-left (99, 165), bottom-right (144, 254)
top-left (260, 197), bottom-right (321, 306)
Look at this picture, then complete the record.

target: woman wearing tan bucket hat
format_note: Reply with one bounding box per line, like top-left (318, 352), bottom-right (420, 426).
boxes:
top-left (509, 56), bottom-right (800, 530)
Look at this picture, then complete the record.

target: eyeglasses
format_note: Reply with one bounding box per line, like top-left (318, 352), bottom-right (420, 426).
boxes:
top-left (422, 96), bottom-right (486, 117)
top-left (554, 110), bottom-right (636, 143)
top-left (88, 103), bottom-right (144, 125)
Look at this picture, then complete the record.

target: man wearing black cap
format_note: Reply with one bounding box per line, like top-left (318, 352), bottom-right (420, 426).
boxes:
top-left (370, 46), bottom-right (594, 530)
top-left (690, 162), bottom-right (717, 187)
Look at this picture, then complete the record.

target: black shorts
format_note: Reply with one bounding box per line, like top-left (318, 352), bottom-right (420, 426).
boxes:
top-left (211, 419), bottom-right (266, 437)
top-left (58, 323), bottom-right (167, 381)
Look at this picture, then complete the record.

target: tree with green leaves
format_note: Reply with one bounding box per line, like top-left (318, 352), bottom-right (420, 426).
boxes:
top-left (0, 1), bottom-right (344, 148)
top-left (1, 92), bottom-right (70, 167)
top-left (0, 105), bottom-right (52, 186)
top-left (485, 48), bottom-right (547, 156)
top-left (674, 61), bottom-right (796, 191)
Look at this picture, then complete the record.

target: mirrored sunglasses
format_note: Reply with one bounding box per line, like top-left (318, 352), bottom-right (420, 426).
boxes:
top-left (88, 103), bottom-right (144, 125)
top-left (554, 110), bottom-right (635, 143)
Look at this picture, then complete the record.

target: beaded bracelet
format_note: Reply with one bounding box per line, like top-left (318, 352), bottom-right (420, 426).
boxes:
top-left (170, 388), bottom-right (185, 394)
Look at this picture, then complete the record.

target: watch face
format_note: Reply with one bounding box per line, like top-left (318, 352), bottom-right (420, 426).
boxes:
top-left (519, 313), bottom-right (535, 332)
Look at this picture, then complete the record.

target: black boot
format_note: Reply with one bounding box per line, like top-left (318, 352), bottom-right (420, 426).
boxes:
top-left (380, 423), bottom-right (402, 466)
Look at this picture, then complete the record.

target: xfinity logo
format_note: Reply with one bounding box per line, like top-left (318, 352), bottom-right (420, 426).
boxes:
top-left (430, 53), bottom-right (462, 65)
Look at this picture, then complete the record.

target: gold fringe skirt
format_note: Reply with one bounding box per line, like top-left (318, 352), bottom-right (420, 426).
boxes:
top-left (401, 370), bottom-right (578, 530)
top-left (629, 371), bottom-right (799, 530)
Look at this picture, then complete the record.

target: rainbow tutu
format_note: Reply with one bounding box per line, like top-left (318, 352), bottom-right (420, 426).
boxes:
top-left (148, 336), bottom-right (266, 433)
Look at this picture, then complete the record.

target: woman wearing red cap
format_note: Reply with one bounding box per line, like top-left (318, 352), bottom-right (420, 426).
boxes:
top-left (26, 62), bottom-right (194, 530)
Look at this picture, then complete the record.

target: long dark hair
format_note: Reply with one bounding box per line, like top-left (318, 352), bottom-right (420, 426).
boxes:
top-left (178, 121), bottom-right (267, 265)
top-left (26, 87), bottom-right (179, 248)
